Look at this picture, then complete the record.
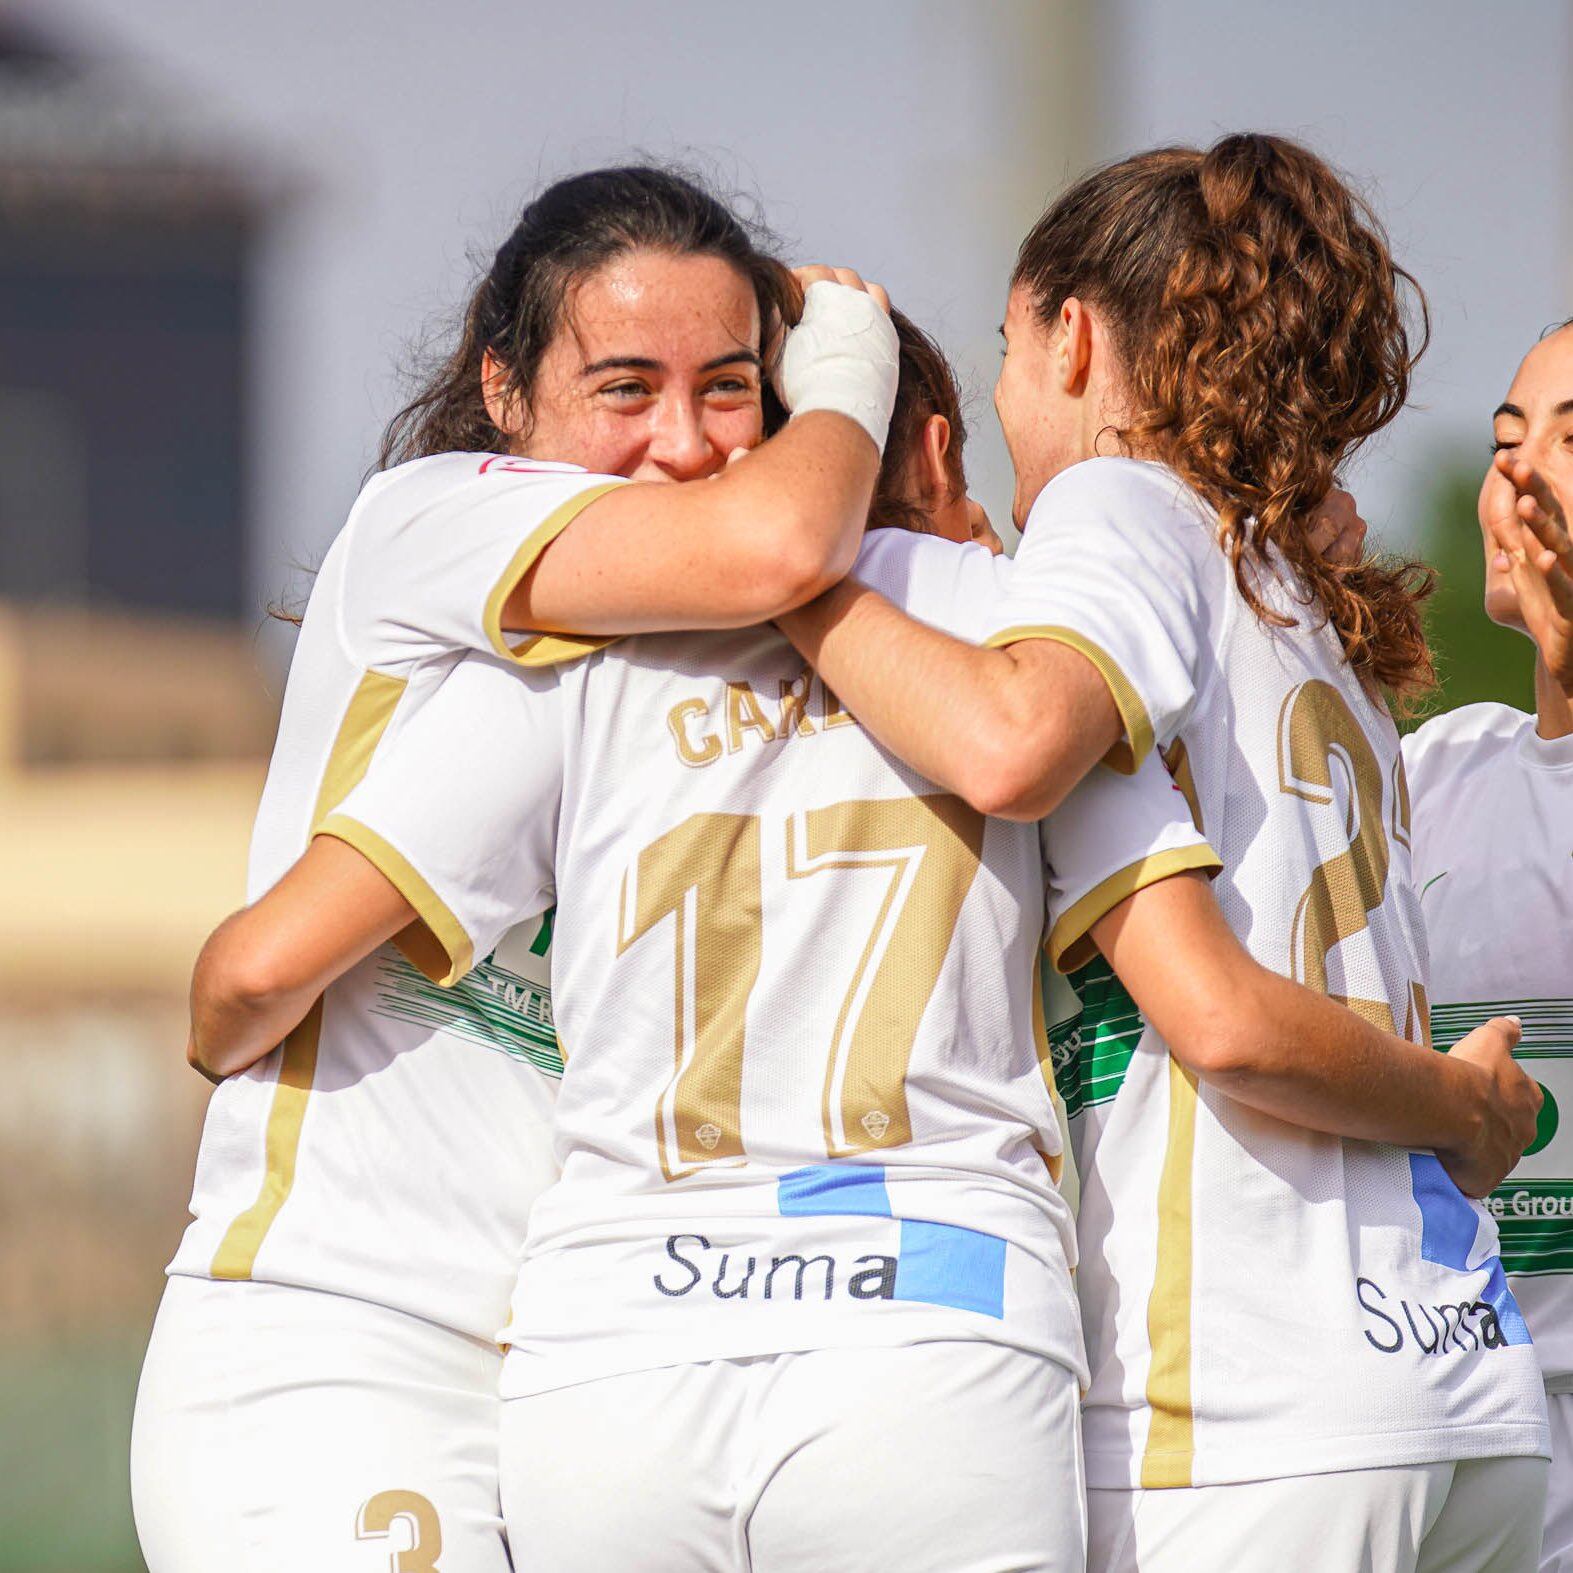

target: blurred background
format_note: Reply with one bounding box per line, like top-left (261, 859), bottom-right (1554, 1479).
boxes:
top-left (0, 1), bottom-right (1566, 1565)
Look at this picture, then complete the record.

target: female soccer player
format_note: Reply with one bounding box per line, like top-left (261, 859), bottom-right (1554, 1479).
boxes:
top-left (780, 135), bottom-right (1553, 1570)
top-left (131, 164), bottom-right (901, 1573)
top-left (198, 304), bottom-right (1539, 1571)
top-left (1405, 321), bottom-right (1573, 1573)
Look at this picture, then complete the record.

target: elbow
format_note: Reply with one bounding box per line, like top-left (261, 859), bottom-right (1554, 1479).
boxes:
top-left (186, 1032), bottom-right (231, 1083)
top-left (210, 946), bottom-right (298, 1017)
top-left (746, 519), bottom-right (859, 621)
top-left (192, 929), bottom-right (299, 1024)
top-left (958, 753), bottom-right (1045, 821)
top-left (1164, 984), bottom-right (1266, 1080)
top-left (952, 716), bottom-right (1072, 822)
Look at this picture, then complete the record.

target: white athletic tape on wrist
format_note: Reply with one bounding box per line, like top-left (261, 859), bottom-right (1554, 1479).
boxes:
top-left (775, 281), bottom-right (900, 453)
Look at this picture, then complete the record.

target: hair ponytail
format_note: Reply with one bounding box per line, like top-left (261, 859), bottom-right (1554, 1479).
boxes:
top-left (1015, 132), bottom-right (1437, 700)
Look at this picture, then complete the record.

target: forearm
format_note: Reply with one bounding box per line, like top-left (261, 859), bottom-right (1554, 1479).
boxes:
top-left (1094, 871), bottom-right (1479, 1153)
top-left (1202, 969), bottom-right (1479, 1153)
top-left (186, 837), bottom-right (417, 1082)
top-left (780, 580), bottom-right (1015, 794)
top-left (780, 584), bottom-right (1119, 819)
top-left (516, 415), bottom-right (880, 636)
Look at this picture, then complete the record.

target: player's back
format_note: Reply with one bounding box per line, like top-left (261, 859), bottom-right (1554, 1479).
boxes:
top-left (1033, 458), bottom-right (1546, 1490)
top-left (500, 530), bottom-right (1084, 1399)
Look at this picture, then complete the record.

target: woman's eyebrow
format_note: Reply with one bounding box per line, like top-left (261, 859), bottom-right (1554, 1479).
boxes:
top-left (1492, 401), bottom-right (1525, 421)
top-left (581, 355), bottom-right (661, 375)
top-left (579, 350), bottom-right (762, 376)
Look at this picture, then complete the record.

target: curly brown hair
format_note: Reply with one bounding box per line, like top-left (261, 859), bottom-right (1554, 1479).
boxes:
top-left (1014, 133), bottom-right (1437, 699)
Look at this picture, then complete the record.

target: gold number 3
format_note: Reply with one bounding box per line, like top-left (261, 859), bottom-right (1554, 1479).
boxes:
top-left (618, 793), bottom-right (984, 1181)
top-left (356, 1490), bottom-right (442, 1573)
top-left (1277, 680), bottom-right (1428, 1042)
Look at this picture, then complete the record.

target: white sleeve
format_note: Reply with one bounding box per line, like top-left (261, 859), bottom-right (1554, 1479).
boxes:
top-left (983, 458), bottom-right (1218, 772)
top-left (318, 652), bottom-right (565, 985)
top-left (851, 529), bottom-right (1014, 642)
top-left (1042, 749), bottom-right (1222, 973)
top-left (340, 455), bottom-right (628, 674)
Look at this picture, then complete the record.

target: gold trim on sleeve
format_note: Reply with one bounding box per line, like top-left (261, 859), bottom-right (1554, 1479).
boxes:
top-left (984, 624), bottom-right (1155, 774)
top-left (482, 481), bottom-right (627, 667)
top-left (314, 814), bottom-right (475, 987)
top-left (1048, 844), bottom-right (1223, 974)
top-left (210, 999), bottom-right (324, 1281)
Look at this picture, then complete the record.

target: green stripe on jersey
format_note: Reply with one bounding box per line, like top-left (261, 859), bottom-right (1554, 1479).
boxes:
top-left (1431, 998), bottom-right (1573, 1058)
top-left (369, 951), bottom-right (565, 1079)
top-left (1490, 1181), bottom-right (1573, 1275)
top-left (1048, 957), bottom-right (1146, 1120)
top-left (1433, 998), bottom-right (1573, 1278)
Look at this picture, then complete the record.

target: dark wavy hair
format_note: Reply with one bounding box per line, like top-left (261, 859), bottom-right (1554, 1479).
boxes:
top-left (379, 163), bottom-right (795, 467)
top-left (870, 310), bottom-right (969, 533)
top-left (1015, 133), bottom-right (1437, 700)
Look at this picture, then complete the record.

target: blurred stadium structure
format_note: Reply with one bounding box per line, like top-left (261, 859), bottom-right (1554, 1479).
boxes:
top-left (0, 1), bottom-right (1563, 1567)
top-left (0, 16), bottom-right (279, 1567)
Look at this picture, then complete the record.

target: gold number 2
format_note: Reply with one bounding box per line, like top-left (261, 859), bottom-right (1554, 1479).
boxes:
top-left (618, 793), bottom-right (983, 1179)
top-left (1277, 679), bottom-right (1426, 1040)
top-left (356, 1491), bottom-right (442, 1573)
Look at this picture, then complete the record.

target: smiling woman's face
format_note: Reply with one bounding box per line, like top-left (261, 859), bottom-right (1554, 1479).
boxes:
top-left (1484, 324), bottom-right (1573, 630)
top-left (501, 249), bottom-right (765, 483)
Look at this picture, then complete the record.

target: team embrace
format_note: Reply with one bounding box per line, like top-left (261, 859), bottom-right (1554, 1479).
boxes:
top-left (129, 137), bottom-right (1573, 1571)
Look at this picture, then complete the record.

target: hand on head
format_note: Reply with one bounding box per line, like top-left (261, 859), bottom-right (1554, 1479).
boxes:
top-left (773, 265), bottom-right (900, 456)
top-left (789, 264), bottom-right (892, 316)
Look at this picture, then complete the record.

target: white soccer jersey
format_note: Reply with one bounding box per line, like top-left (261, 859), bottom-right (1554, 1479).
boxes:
top-left (996, 457), bottom-right (1548, 1489)
top-left (1404, 702), bottom-right (1573, 1388)
top-left (168, 452), bottom-right (622, 1339)
top-left (332, 526), bottom-right (1213, 1399)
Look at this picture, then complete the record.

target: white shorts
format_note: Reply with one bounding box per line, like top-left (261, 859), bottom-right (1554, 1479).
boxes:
top-left (1088, 1455), bottom-right (1549, 1573)
top-left (131, 1275), bottom-right (510, 1573)
top-left (500, 1340), bottom-right (1085, 1572)
top-left (1543, 1391), bottom-right (1573, 1572)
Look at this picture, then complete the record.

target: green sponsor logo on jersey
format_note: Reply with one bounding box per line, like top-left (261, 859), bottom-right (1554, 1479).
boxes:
top-left (369, 948), bottom-right (565, 1079)
top-left (1047, 956), bottom-right (1145, 1120)
top-left (1433, 997), bottom-right (1572, 1277)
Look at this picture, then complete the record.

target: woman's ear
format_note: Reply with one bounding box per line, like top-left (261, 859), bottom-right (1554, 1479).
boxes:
top-left (1059, 298), bottom-right (1094, 397)
top-left (918, 414), bottom-right (954, 506)
top-left (481, 349), bottom-right (525, 443)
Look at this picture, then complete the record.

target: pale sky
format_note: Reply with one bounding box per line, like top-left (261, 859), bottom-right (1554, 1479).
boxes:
top-left (1105, 0), bottom-right (1572, 545)
top-left (22, 0), bottom-right (1572, 631)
